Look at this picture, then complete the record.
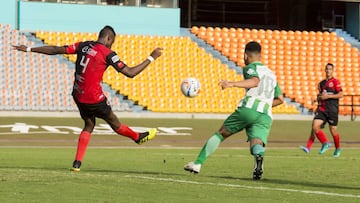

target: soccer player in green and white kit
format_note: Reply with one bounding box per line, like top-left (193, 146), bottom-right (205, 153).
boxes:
top-left (184, 41), bottom-right (284, 180)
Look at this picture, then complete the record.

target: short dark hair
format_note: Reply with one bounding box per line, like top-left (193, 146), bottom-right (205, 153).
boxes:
top-left (326, 63), bottom-right (334, 67)
top-left (99, 25), bottom-right (116, 38)
top-left (245, 41), bottom-right (261, 54)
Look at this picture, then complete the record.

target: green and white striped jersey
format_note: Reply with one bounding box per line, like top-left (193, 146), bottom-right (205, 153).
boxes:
top-left (238, 61), bottom-right (282, 118)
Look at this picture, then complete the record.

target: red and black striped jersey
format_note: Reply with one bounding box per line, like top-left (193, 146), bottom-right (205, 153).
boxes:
top-left (318, 77), bottom-right (342, 112)
top-left (65, 41), bottom-right (126, 104)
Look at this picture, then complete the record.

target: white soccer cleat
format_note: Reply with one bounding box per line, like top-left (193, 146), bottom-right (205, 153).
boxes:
top-left (184, 161), bottom-right (201, 174)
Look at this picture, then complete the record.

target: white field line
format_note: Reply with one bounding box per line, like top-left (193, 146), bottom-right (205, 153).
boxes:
top-left (0, 145), bottom-right (359, 149)
top-left (0, 147), bottom-right (359, 160)
top-left (0, 131), bottom-right (69, 135)
top-left (2, 168), bottom-right (359, 199)
top-left (125, 175), bottom-right (360, 199)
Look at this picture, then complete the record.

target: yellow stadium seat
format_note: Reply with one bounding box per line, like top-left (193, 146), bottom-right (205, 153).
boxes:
top-left (34, 28), bottom-right (356, 114)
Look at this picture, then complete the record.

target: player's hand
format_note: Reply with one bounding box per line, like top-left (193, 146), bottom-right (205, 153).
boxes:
top-left (319, 93), bottom-right (329, 100)
top-left (12, 45), bottom-right (28, 52)
top-left (150, 48), bottom-right (163, 60)
top-left (219, 80), bottom-right (231, 90)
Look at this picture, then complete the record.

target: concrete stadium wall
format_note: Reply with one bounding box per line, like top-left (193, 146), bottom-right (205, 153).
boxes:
top-left (0, 0), bottom-right (180, 36)
top-left (346, 3), bottom-right (360, 39)
top-left (0, 0), bottom-right (17, 27)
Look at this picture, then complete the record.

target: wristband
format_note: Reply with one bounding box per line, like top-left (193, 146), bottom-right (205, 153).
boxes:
top-left (147, 56), bottom-right (154, 62)
top-left (26, 47), bottom-right (32, 52)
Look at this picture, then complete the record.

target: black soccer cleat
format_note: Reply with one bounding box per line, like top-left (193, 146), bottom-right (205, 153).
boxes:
top-left (253, 155), bottom-right (264, 180)
top-left (135, 128), bottom-right (157, 145)
top-left (71, 160), bottom-right (81, 172)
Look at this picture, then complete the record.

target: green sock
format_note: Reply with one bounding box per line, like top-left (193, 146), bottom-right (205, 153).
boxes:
top-left (250, 144), bottom-right (265, 157)
top-left (195, 132), bottom-right (224, 164)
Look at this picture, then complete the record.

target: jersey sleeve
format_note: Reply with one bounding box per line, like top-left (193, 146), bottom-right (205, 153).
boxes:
top-left (335, 79), bottom-right (342, 92)
top-left (243, 64), bottom-right (259, 79)
top-left (274, 83), bottom-right (282, 98)
top-left (106, 51), bottom-right (127, 72)
top-left (64, 42), bottom-right (81, 54)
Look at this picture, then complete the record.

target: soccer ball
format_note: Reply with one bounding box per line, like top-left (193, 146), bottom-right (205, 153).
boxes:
top-left (180, 78), bottom-right (200, 97)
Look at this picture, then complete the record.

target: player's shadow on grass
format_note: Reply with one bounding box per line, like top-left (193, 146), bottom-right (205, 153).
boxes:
top-left (0, 165), bottom-right (185, 177)
top-left (210, 175), bottom-right (360, 190)
top-left (89, 168), bottom-right (184, 177)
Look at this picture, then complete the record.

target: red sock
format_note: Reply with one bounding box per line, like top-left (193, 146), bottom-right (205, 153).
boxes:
top-left (115, 124), bottom-right (139, 141)
top-left (333, 134), bottom-right (340, 149)
top-left (306, 136), bottom-right (315, 150)
top-left (75, 131), bottom-right (91, 161)
top-left (315, 130), bottom-right (328, 144)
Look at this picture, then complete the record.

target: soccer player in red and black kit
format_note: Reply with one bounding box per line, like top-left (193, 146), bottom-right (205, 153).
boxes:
top-left (300, 63), bottom-right (343, 157)
top-left (13, 25), bottom-right (163, 171)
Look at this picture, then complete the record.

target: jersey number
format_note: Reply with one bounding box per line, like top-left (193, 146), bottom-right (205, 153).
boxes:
top-left (258, 76), bottom-right (275, 98)
top-left (79, 55), bottom-right (90, 73)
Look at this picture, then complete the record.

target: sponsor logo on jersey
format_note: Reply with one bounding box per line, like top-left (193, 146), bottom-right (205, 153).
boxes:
top-left (247, 69), bottom-right (256, 75)
top-left (111, 55), bottom-right (120, 63)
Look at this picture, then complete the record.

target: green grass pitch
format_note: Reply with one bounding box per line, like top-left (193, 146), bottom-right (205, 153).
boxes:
top-left (0, 117), bottom-right (359, 202)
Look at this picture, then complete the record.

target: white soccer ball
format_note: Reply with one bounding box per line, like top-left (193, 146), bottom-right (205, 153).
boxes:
top-left (181, 78), bottom-right (200, 97)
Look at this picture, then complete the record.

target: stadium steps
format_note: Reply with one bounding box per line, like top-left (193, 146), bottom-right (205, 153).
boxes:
top-left (0, 25), bottom-right (141, 112)
top-left (101, 83), bottom-right (146, 112)
top-left (30, 31), bottom-right (145, 112)
top-left (23, 32), bottom-right (142, 112)
top-left (188, 26), bottom-right (360, 115)
top-left (183, 27), bottom-right (303, 114)
top-left (332, 29), bottom-right (360, 50)
top-left (180, 28), bottom-right (241, 73)
top-left (32, 29), bottom-right (301, 114)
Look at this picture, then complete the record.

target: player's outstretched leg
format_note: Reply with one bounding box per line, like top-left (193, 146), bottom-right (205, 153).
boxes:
top-left (184, 161), bottom-right (201, 174)
top-left (253, 155), bottom-right (264, 180)
top-left (136, 128), bottom-right (157, 145)
top-left (184, 132), bottom-right (224, 174)
top-left (71, 160), bottom-right (82, 172)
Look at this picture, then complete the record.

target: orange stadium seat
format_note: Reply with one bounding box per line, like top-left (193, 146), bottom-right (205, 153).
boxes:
top-left (5, 25), bottom-right (354, 114)
top-left (190, 26), bottom-right (360, 115)
top-left (33, 30), bottom-right (246, 113)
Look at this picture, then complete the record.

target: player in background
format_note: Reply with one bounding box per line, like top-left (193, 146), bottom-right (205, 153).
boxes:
top-left (184, 41), bottom-right (284, 180)
top-left (300, 63), bottom-right (343, 157)
top-left (13, 25), bottom-right (163, 171)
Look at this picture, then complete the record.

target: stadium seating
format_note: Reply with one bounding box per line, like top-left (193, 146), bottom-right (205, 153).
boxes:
top-left (35, 29), bottom-right (299, 114)
top-left (191, 26), bottom-right (360, 115)
top-left (0, 24), bottom-right (128, 112)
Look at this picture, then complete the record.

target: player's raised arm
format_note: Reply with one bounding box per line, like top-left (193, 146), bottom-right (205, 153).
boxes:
top-left (111, 47), bottom-right (163, 78)
top-left (218, 77), bottom-right (260, 90)
top-left (12, 45), bottom-right (67, 55)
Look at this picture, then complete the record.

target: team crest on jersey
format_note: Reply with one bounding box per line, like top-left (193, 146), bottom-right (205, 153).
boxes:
top-left (328, 82), bottom-right (334, 87)
top-left (246, 69), bottom-right (256, 75)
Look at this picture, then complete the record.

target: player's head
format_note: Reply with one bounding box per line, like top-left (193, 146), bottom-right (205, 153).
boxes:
top-left (325, 63), bottom-right (334, 78)
top-left (244, 41), bottom-right (261, 65)
top-left (98, 25), bottom-right (116, 48)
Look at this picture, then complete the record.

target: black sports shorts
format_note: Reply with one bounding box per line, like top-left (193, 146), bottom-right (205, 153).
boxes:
top-left (73, 97), bottom-right (112, 119)
top-left (314, 109), bottom-right (339, 126)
